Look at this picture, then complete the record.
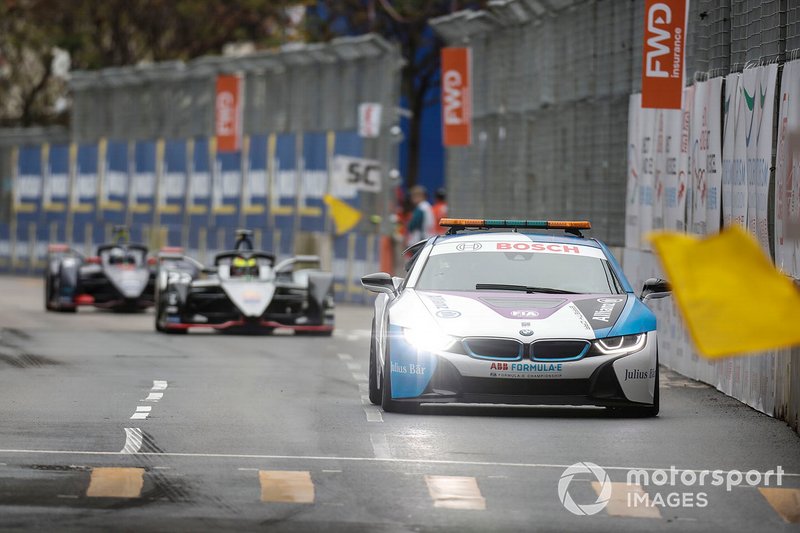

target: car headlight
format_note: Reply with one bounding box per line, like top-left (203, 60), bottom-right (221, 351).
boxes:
top-left (401, 327), bottom-right (456, 352)
top-left (590, 333), bottom-right (647, 356)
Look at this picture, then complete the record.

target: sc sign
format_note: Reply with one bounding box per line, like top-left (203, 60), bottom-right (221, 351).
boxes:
top-left (332, 155), bottom-right (382, 193)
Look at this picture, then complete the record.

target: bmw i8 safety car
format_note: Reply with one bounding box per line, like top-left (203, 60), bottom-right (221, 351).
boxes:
top-left (361, 219), bottom-right (670, 415)
top-left (44, 228), bottom-right (156, 312)
top-left (154, 229), bottom-right (335, 334)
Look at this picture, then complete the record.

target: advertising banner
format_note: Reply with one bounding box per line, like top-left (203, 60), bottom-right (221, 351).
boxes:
top-left (187, 138), bottom-right (211, 215)
top-left (639, 105), bottom-right (656, 250)
top-left (131, 141), bottom-right (156, 216)
top-left (212, 140), bottom-right (241, 216)
top-left (722, 73), bottom-right (741, 228)
top-left (273, 133), bottom-right (297, 214)
top-left (72, 143), bottom-right (98, 214)
top-left (215, 74), bottom-right (243, 153)
top-left (753, 64), bottom-right (778, 252)
top-left (243, 134), bottom-right (267, 215)
top-left (13, 146), bottom-right (42, 214)
top-left (358, 103), bottom-right (382, 138)
top-left (441, 47), bottom-right (472, 146)
top-left (43, 144), bottom-right (70, 213)
top-left (661, 108), bottom-right (683, 232)
top-left (625, 94), bottom-right (642, 249)
top-left (675, 85), bottom-right (693, 232)
top-left (775, 59), bottom-right (800, 277)
top-left (99, 140), bottom-right (128, 214)
top-left (689, 79), bottom-right (722, 235)
top-left (332, 155), bottom-right (382, 194)
top-left (641, 0), bottom-right (688, 109)
top-left (705, 77), bottom-right (723, 234)
top-left (159, 139), bottom-right (186, 215)
top-left (732, 70), bottom-right (749, 229)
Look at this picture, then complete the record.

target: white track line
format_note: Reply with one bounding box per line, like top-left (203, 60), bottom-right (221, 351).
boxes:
top-left (130, 413), bottom-right (149, 420)
top-left (120, 428), bottom-right (143, 454)
top-left (143, 392), bottom-right (163, 402)
top-left (152, 380), bottom-right (168, 391)
top-left (337, 353), bottom-right (352, 361)
top-left (1, 448), bottom-right (798, 476)
top-left (370, 434), bottom-right (391, 459)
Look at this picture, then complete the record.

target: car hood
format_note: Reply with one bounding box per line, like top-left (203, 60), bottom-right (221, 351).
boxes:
top-left (392, 289), bottom-right (647, 341)
top-left (221, 279), bottom-right (275, 317)
top-left (105, 266), bottom-right (150, 299)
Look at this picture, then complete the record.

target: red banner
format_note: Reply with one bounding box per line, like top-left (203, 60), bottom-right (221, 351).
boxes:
top-left (215, 74), bottom-right (242, 152)
top-left (441, 47), bottom-right (472, 146)
top-left (641, 0), bottom-right (688, 109)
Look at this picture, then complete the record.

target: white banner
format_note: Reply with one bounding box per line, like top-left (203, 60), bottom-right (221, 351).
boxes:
top-left (625, 94), bottom-right (642, 249)
top-left (639, 105), bottom-right (656, 250)
top-left (332, 155), bottom-right (382, 193)
top-left (690, 81), bottom-right (708, 234)
top-left (754, 64), bottom-right (778, 251)
top-left (358, 103), bottom-right (382, 138)
top-left (722, 73), bottom-right (741, 228)
top-left (732, 70), bottom-right (749, 229)
top-left (706, 77), bottom-right (723, 234)
top-left (658, 109), bottom-right (682, 232)
top-left (675, 85), bottom-right (693, 233)
top-left (775, 59), bottom-right (800, 277)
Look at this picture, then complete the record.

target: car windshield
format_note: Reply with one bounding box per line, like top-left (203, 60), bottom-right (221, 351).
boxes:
top-left (414, 244), bottom-right (622, 294)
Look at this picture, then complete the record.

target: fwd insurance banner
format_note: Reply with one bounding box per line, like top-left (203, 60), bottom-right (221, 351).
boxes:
top-left (740, 65), bottom-right (778, 250)
top-left (775, 59), bottom-right (800, 278)
top-left (690, 79), bottom-right (723, 235)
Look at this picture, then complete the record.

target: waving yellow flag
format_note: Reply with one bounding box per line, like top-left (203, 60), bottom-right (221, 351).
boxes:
top-left (323, 194), bottom-right (362, 235)
top-left (649, 225), bottom-right (800, 358)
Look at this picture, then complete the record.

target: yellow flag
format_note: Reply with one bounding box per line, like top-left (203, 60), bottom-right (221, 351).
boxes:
top-left (323, 194), bottom-right (362, 235)
top-left (649, 225), bottom-right (800, 358)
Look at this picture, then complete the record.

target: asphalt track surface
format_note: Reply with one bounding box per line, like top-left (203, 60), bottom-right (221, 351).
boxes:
top-left (0, 276), bottom-right (799, 532)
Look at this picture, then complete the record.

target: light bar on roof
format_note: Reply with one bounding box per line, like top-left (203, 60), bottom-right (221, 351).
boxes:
top-left (439, 218), bottom-right (591, 230)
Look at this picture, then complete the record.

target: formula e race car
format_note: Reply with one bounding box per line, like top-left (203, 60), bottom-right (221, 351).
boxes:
top-left (154, 230), bottom-right (335, 334)
top-left (44, 228), bottom-right (156, 312)
top-left (362, 218), bottom-right (671, 416)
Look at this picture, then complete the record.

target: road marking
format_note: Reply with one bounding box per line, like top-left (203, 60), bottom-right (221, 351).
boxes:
top-left (259, 470), bottom-right (315, 503)
top-left (2, 449), bottom-right (798, 476)
top-left (425, 475), bottom-right (486, 510)
top-left (153, 466), bottom-right (170, 470)
top-left (238, 468), bottom-right (259, 471)
top-left (346, 334), bottom-right (358, 341)
top-left (346, 362), bottom-right (361, 371)
top-left (361, 395), bottom-right (384, 422)
top-left (144, 392), bottom-right (163, 402)
top-left (759, 488), bottom-right (800, 523)
top-left (593, 482), bottom-right (662, 518)
top-left (120, 428), bottom-right (143, 454)
top-left (351, 373), bottom-right (368, 381)
top-left (152, 380), bottom-right (168, 391)
top-left (86, 467), bottom-right (144, 498)
top-left (322, 469), bottom-right (342, 473)
top-left (337, 353), bottom-right (352, 361)
top-left (56, 494), bottom-right (79, 499)
top-left (130, 413), bottom-right (149, 420)
top-left (370, 434), bottom-right (391, 459)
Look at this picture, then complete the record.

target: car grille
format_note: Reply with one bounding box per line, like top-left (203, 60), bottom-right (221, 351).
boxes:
top-left (531, 340), bottom-right (589, 361)
top-left (462, 338), bottom-right (523, 359)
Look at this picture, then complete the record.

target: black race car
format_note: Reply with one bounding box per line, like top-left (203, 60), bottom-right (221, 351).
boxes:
top-left (154, 229), bottom-right (335, 334)
top-left (44, 228), bottom-right (156, 312)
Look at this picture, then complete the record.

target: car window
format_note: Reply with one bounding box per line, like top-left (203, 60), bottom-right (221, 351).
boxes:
top-left (414, 247), bottom-right (621, 294)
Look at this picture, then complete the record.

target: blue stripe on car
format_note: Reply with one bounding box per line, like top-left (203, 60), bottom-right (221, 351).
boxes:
top-left (388, 324), bottom-right (438, 399)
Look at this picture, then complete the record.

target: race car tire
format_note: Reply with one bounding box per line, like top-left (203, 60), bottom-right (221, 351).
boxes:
top-left (155, 289), bottom-right (186, 334)
top-left (381, 343), bottom-right (419, 414)
top-left (368, 319), bottom-right (381, 405)
top-left (46, 265), bottom-right (77, 313)
top-left (44, 269), bottom-right (54, 311)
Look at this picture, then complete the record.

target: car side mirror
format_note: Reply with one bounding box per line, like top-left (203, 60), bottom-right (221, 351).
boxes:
top-left (641, 278), bottom-right (671, 301)
top-left (361, 272), bottom-right (397, 296)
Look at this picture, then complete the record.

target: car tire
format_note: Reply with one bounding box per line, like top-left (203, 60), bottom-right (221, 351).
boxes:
top-left (155, 287), bottom-right (186, 334)
top-left (47, 266), bottom-right (76, 313)
top-left (368, 319), bottom-right (381, 405)
top-left (381, 343), bottom-right (419, 414)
